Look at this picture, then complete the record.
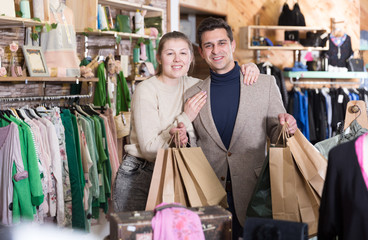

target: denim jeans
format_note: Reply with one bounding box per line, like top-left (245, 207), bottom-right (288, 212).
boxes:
top-left (113, 154), bottom-right (154, 212)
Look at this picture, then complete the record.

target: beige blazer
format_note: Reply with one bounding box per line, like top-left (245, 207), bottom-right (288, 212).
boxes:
top-left (185, 73), bottom-right (286, 226)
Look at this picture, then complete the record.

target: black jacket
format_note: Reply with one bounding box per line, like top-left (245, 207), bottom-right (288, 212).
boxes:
top-left (318, 135), bottom-right (368, 240)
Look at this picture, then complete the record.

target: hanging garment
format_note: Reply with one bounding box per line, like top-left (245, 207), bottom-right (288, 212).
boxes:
top-left (326, 33), bottom-right (353, 68)
top-left (93, 63), bottom-right (111, 108)
top-left (257, 63), bottom-right (288, 108)
top-left (60, 109), bottom-right (86, 230)
top-left (39, 117), bottom-right (64, 223)
top-left (41, 3), bottom-right (80, 77)
top-left (318, 133), bottom-right (368, 240)
top-left (0, 123), bottom-right (23, 225)
top-left (6, 115), bottom-right (43, 223)
top-left (314, 120), bottom-right (368, 159)
top-left (47, 107), bottom-right (72, 227)
top-left (116, 71), bottom-right (131, 114)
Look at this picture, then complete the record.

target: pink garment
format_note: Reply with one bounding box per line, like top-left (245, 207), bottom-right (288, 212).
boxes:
top-left (77, 123), bottom-right (93, 210)
top-left (355, 133), bottom-right (368, 190)
top-left (26, 119), bottom-right (50, 218)
top-left (0, 123), bottom-right (23, 225)
top-left (151, 203), bottom-right (205, 240)
top-left (39, 117), bottom-right (64, 224)
top-left (99, 115), bottom-right (119, 190)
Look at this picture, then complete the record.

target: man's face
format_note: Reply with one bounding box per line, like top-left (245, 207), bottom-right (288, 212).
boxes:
top-left (198, 28), bottom-right (236, 74)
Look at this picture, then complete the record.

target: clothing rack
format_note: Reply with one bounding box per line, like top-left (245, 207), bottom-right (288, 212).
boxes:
top-left (289, 78), bottom-right (362, 85)
top-left (0, 82), bottom-right (93, 102)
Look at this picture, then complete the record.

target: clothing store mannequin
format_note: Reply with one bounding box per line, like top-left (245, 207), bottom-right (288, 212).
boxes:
top-left (327, 18), bottom-right (353, 68)
top-left (331, 19), bottom-right (345, 38)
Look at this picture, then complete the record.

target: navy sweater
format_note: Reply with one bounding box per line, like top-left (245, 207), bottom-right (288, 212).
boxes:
top-left (210, 62), bottom-right (240, 149)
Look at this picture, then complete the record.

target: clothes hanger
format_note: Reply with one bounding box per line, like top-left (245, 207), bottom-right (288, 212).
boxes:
top-left (0, 110), bottom-right (12, 123)
top-left (75, 104), bottom-right (90, 117)
top-left (22, 105), bottom-right (39, 119)
top-left (262, 61), bottom-right (273, 67)
top-left (82, 105), bottom-right (101, 116)
top-left (343, 100), bottom-right (368, 130)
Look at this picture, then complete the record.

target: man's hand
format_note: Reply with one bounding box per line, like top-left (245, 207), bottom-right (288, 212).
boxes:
top-left (184, 91), bottom-right (207, 122)
top-left (278, 113), bottom-right (298, 134)
top-left (169, 122), bottom-right (188, 147)
top-left (240, 62), bottom-right (260, 85)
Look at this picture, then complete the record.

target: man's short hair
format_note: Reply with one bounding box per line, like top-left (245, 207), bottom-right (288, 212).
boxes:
top-left (196, 17), bottom-right (234, 48)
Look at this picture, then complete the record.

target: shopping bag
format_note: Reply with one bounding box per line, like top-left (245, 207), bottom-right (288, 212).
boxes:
top-left (270, 125), bottom-right (321, 237)
top-left (146, 143), bottom-right (226, 210)
top-left (246, 152), bottom-right (272, 218)
top-left (174, 148), bottom-right (206, 207)
top-left (145, 148), bottom-right (166, 210)
top-left (287, 129), bottom-right (327, 197)
top-left (269, 143), bottom-right (301, 222)
top-left (173, 154), bottom-right (189, 205)
top-left (178, 147), bottom-right (227, 207)
top-left (162, 148), bottom-right (175, 203)
top-left (293, 165), bottom-right (320, 236)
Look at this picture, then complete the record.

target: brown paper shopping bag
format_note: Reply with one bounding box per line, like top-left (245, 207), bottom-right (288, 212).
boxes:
top-left (269, 144), bottom-right (301, 222)
top-left (146, 148), bottom-right (166, 210)
top-left (173, 148), bottom-right (207, 207)
top-left (173, 153), bottom-right (188, 205)
top-left (287, 129), bottom-right (327, 197)
top-left (178, 147), bottom-right (226, 206)
top-left (145, 146), bottom-right (190, 210)
top-left (294, 165), bottom-right (320, 236)
top-left (162, 148), bottom-right (175, 203)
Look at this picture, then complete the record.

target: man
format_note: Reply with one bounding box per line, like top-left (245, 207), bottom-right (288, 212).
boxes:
top-left (185, 17), bottom-right (297, 239)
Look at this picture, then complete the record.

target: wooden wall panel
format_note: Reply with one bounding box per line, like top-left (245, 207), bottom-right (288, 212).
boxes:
top-left (228, 0), bottom-right (361, 69)
top-left (180, 0), bottom-right (226, 16)
top-left (360, 0), bottom-right (368, 65)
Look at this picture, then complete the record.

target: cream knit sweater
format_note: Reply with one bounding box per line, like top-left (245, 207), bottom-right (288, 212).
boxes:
top-left (125, 75), bottom-right (200, 161)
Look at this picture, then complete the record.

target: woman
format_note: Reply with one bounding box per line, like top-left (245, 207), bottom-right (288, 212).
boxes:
top-left (113, 31), bottom-right (260, 212)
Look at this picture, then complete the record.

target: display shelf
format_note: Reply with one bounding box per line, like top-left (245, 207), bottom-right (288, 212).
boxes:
top-left (239, 25), bottom-right (329, 51)
top-left (99, 0), bottom-right (163, 14)
top-left (0, 15), bottom-right (46, 28)
top-left (284, 71), bottom-right (368, 79)
top-left (78, 29), bottom-right (155, 39)
top-left (66, 0), bottom-right (163, 38)
top-left (0, 77), bottom-right (98, 83)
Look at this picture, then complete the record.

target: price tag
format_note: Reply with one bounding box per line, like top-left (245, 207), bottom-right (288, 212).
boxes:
top-left (266, 66), bottom-right (271, 75)
top-left (338, 94), bottom-right (344, 103)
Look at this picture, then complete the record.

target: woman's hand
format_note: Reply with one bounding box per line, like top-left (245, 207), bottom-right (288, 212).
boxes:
top-left (184, 91), bottom-right (207, 122)
top-left (240, 62), bottom-right (260, 85)
top-left (169, 122), bottom-right (188, 147)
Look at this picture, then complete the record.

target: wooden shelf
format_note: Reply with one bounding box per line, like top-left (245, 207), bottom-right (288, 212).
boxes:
top-left (246, 25), bottom-right (330, 31)
top-left (0, 15), bottom-right (46, 28)
top-left (66, 0), bottom-right (163, 36)
top-left (99, 0), bottom-right (163, 14)
top-left (0, 77), bottom-right (98, 83)
top-left (284, 71), bottom-right (368, 79)
top-left (77, 29), bottom-right (155, 39)
top-left (239, 25), bottom-right (329, 51)
top-left (247, 46), bottom-right (328, 51)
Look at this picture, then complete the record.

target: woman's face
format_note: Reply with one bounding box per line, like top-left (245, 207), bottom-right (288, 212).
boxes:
top-left (158, 38), bottom-right (192, 80)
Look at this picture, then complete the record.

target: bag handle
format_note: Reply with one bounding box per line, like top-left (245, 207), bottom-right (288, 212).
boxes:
top-left (275, 123), bottom-right (290, 147)
top-left (167, 131), bottom-right (187, 149)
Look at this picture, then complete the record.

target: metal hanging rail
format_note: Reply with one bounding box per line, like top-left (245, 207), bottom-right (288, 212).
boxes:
top-left (289, 78), bottom-right (362, 85)
top-left (0, 82), bottom-right (93, 102)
